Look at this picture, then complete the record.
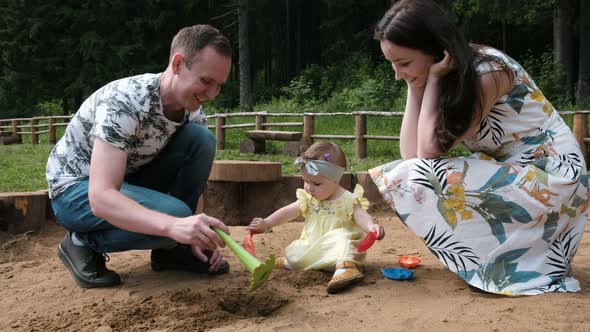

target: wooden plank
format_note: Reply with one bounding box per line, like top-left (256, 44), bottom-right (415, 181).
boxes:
top-left (310, 134), bottom-right (355, 139)
top-left (261, 122), bottom-right (303, 127)
top-left (0, 192), bottom-right (47, 233)
top-left (364, 135), bottom-right (400, 140)
top-left (208, 160), bottom-right (282, 182)
top-left (355, 171), bottom-right (387, 211)
top-left (573, 113), bottom-right (588, 162)
top-left (245, 130), bottom-right (302, 141)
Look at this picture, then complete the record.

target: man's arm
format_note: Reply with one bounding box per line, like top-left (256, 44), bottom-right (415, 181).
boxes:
top-left (88, 137), bottom-right (228, 251)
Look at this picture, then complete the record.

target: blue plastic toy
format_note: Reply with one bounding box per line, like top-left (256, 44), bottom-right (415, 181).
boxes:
top-left (381, 267), bottom-right (414, 281)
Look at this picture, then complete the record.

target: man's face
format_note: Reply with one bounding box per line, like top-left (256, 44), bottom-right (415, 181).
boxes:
top-left (174, 46), bottom-right (231, 112)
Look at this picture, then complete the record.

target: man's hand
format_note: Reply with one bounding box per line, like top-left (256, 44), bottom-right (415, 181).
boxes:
top-left (191, 245), bottom-right (225, 272)
top-left (168, 213), bottom-right (229, 251)
top-left (246, 217), bottom-right (269, 234)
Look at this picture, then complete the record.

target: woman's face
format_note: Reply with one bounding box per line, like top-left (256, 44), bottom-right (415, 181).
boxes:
top-left (380, 40), bottom-right (436, 88)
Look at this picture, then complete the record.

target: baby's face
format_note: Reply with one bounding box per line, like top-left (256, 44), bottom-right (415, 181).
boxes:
top-left (301, 168), bottom-right (340, 201)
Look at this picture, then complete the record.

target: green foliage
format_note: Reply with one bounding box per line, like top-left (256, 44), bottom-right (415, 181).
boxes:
top-left (280, 53), bottom-right (406, 112)
top-left (518, 51), bottom-right (566, 105)
top-left (37, 100), bottom-right (64, 116)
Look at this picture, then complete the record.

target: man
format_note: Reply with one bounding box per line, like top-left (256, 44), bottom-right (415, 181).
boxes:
top-left (46, 25), bottom-right (232, 288)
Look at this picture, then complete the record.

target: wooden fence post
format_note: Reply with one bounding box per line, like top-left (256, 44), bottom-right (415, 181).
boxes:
top-left (355, 113), bottom-right (367, 159)
top-left (48, 117), bottom-right (56, 144)
top-left (215, 116), bottom-right (226, 150)
top-left (31, 118), bottom-right (39, 145)
top-left (573, 112), bottom-right (588, 162)
top-left (255, 114), bottom-right (266, 130)
top-left (12, 119), bottom-right (22, 143)
top-left (303, 114), bottom-right (314, 148)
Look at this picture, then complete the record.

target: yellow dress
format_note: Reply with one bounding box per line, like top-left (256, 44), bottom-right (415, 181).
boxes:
top-left (285, 184), bottom-right (369, 271)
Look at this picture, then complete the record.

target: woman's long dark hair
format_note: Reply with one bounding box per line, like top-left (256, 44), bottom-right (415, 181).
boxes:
top-left (375, 0), bottom-right (483, 152)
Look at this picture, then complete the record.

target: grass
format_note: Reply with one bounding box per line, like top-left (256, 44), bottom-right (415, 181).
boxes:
top-left (0, 144), bottom-right (55, 192)
top-left (0, 111), bottom-right (583, 193)
top-left (0, 115), bottom-right (406, 192)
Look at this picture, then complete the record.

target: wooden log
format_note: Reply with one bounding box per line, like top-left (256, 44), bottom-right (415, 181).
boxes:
top-left (215, 116), bottom-right (226, 150)
top-left (355, 114), bottom-right (367, 159)
top-left (48, 117), bottom-right (56, 144)
top-left (0, 192), bottom-right (48, 233)
top-left (573, 113), bottom-right (588, 162)
top-left (31, 118), bottom-right (39, 145)
top-left (255, 114), bottom-right (266, 130)
top-left (245, 130), bottom-right (302, 141)
top-left (355, 171), bottom-right (387, 212)
top-left (240, 138), bottom-right (265, 153)
top-left (339, 173), bottom-right (352, 192)
top-left (282, 141), bottom-right (301, 157)
top-left (204, 175), bottom-right (305, 226)
top-left (261, 122), bottom-right (302, 127)
top-left (0, 136), bottom-right (20, 145)
top-left (303, 115), bottom-right (314, 149)
top-left (208, 160), bottom-right (282, 182)
top-left (12, 119), bottom-right (22, 143)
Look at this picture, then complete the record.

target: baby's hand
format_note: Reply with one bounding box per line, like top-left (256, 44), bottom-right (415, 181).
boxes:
top-left (369, 224), bottom-right (385, 240)
top-left (247, 217), bottom-right (269, 234)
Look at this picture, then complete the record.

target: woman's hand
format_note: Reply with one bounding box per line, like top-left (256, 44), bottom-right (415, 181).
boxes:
top-left (246, 217), bottom-right (269, 234)
top-left (428, 50), bottom-right (455, 79)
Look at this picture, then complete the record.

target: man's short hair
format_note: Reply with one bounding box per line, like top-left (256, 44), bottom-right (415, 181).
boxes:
top-left (170, 25), bottom-right (232, 67)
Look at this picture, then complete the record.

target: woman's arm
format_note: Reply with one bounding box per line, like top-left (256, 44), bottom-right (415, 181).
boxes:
top-left (415, 74), bottom-right (443, 158)
top-left (456, 70), bottom-right (513, 141)
top-left (415, 54), bottom-right (513, 158)
top-left (246, 201), bottom-right (302, 233)
top-left (399, 85), bottom-right (425, 159)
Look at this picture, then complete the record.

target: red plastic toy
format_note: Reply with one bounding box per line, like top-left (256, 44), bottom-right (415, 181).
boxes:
top-left (242, 231), bottom-right (257, 257)
top-left (398, 256), bottom-right (421, 268)
top-left (357, 231), bottom-right (377, 253)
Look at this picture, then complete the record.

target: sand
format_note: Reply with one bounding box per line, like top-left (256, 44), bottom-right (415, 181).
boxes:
top-left (1, 211), bottom-right (589, 332)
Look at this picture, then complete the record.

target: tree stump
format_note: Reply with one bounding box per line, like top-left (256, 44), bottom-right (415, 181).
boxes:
top-left (208, 160), bottom-right (282, 182)
top-left (0, 132), bottom-right (19, 145)
top-left (282, 141), bottom-right (302, 157)
top-left (0, 192), bottom-right (48, 233)
top-left (240, 138), bottom-right (265, 154)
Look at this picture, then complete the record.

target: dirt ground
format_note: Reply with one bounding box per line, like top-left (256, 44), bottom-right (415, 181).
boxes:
top-left (1, 211), bottom-right (589, 332)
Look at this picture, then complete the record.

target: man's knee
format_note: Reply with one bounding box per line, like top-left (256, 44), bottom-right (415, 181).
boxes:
top-left (159, 199), bottom-right (193, 218)
top-left (193, 124), bottom-right (216, 158)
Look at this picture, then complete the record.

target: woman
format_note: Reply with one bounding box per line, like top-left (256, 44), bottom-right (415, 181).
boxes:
top-left (370, 0), bottom-right (588, 295)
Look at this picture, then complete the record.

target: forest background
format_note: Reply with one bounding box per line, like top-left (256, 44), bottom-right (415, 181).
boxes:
top-left (0, 0), bottom-right (589, 120)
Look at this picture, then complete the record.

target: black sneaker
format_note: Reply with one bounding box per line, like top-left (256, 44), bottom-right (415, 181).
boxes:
top-left (57, 234), bottom-right (121, 288)
top-left (151, 244), bottom-right (230, 275)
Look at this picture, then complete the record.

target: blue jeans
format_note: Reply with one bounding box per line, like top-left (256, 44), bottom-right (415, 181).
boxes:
top-left (51, 122), bottom-right (216, 253)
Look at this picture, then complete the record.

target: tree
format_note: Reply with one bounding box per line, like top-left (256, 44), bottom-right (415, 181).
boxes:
top-left (554, 0), bottom-right (577, 101)
top-left (577, 0), bottom-right (590, 105)
top-left (239, 0), bottom-right (253, 112)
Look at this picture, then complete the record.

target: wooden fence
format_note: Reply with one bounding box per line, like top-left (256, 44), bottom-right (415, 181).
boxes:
top-left (0, 115), bottom-right (72, 145)
top-left (1, 110), bottom-right (589, 160)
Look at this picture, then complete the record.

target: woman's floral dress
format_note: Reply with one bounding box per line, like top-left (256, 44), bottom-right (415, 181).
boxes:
top-left (370, 47), bottom-right (588, 295)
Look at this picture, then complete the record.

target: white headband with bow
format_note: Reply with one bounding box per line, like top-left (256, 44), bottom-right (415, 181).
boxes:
top-left (294, 158), bottom-right (345, 182)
